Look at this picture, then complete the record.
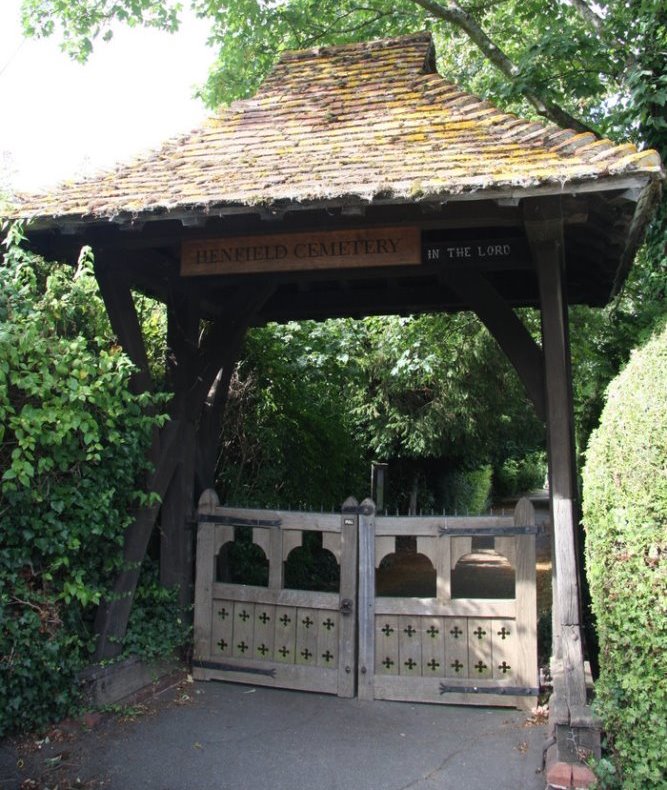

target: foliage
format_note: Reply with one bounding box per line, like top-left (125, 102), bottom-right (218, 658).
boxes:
top-left (218, 320), bottom-right (368, 510)
top-left (492, 451), bottom-right (546, 500)
top-left (0, 223), bottom-right (175, 737)
top-left (582, 323), bottom-right (667, 788)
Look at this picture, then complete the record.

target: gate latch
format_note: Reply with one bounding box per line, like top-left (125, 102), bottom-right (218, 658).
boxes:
top-left (339, 598), bottom-right (353, 616)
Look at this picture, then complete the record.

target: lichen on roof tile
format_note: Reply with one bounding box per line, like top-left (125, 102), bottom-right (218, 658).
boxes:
top-left (11, 31), bottom-right (663, 221)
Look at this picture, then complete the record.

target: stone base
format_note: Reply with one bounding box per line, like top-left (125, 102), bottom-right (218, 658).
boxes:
top-left (545, 660), bottom-right (601, 789)
top-left (78, 655), bottom-right (184, 708)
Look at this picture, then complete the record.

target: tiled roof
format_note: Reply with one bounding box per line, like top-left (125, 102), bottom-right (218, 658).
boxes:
top-left (12, 33), bottom-right (663, 221)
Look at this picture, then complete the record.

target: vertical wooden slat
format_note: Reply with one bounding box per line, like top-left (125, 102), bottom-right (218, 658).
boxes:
top-left (268, 524), bottom-right (283, 590)
top-left (514, 498), bottom-right (538, 706)
top-left (375, 536), bottom-right (395, 568)
top-left (468, 618), bottom-right (493, 679)
top-left (375, 616), bottom-right (399, 675)
top-left (193, 489), bottom-right (219, 674)
top-left (254, 604), bottom-right (276, 661)
top-left (421, 617), bottom-right (446, 677)
top-left (436, 535), bottom-right (452, 600)
top-left (444, 617), bottom-right (468, 678)
top-left (338, 498), bottom-right (358, 697)
top-left (491, 618), bottom-right (515, 681)
top-left (322, 531), bottom-right (341, 564)
top-left (450, 536), bottom-right (472, 568)
top-left (211, 600), bottom-right (234, 657)
top-left (398, 615), bottom-right (422, 676)
top-left (274, 606), bottom-right (297, 663)
top-left (296, 608), bottom-right (318, 666)
top-left (317, 612), bottom-right (339, 669)
top-left (357, 498), bottom-right (376, 700)
top-left (232, 602), bottom-right (255, 658)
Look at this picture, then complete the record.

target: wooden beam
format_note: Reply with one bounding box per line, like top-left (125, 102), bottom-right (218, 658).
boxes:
top-left (446, 270), bottom-right (546, 421)
top-left (524, 197), bottom-right (587, 708)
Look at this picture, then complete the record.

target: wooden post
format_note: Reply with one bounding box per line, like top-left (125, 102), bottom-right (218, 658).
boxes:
top-left (357, 498), bottom-right (376, 701)
top-left (193, 488), bottom-right (219, 672)
top-left (338, 497), bottom-right (359, 698)
top-left (514, 497), bottom-right (538, 710)
top-left (525, 197), bottom-right (587, 707)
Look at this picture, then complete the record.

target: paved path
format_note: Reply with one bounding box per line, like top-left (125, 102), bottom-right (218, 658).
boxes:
top-left (2, 680), bottom-right (547, 789)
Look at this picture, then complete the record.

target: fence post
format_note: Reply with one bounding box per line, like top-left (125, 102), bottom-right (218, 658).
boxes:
top-left (193, 488), bottom-right (219, 679)
top-left (338, 496), bottom-right (359, 698)
top-left (357, 498), bottom-right (376, 700)
top-left (514, 497), bottom-right (538, 709)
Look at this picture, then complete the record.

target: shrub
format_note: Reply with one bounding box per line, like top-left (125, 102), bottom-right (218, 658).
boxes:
top-left (582, 322), bottom-right (667, 787)
top-left (0, 224), bottom-right (173, 737)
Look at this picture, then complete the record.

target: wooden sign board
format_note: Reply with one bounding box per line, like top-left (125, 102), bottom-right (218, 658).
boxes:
top-left (181, 227), bottom-right (421, 276)
top-left (423, 237), bottom-right (529, 267)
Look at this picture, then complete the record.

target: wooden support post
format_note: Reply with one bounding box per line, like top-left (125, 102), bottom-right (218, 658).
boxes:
top-left (193, 489), bottom-right (220, 671)
top-left (514, 497), bottom-right (538, 710)
top-left (338, 497), bottom-right (359, 698)
top-left (525, 197), bottom-right (587, 708)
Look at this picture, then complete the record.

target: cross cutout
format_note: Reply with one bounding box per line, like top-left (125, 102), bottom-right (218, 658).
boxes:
top-left (450, 626), bottom-right (463, 639)
top-left (426, 625), bottom-right (439, 638)
top-left (237, 641), bottom-right (249, 654)
top-left (217, 638), bottom-right (228, 651)
top-left (301, 648), bottom-right (313, 661)
top-left (382, 657), bottom-right (395, 669)
top-left (404, 658), bottom-right (417, 670)
top-left (279, 614), bottom-right (292, 627)
top-left (381, 624), bottom-right (395, 636)
top-left (302, 616), bottom-right (314, 629)
top-left (427, 659), bottom-right (440, 671)
top-left (498, 661), bottom-right (512, 674)
top-left (322, 618), bottom-right (336, 631)
top-left (474, 660), bottom-right (487, 673)
top-left (217, 607), bottom-right (229, 620)
top-left (257, 643), bottom-right (270, 657)
top-left (473, 627), bottom-right (487, 640)
top-left (238, 609), bottom-right (250, 622)
top-left (278, 646), bottom-right (290, 658)
top-left (258, 612), bottom-right (271, 624)
top-left (322, 650), bottom-right (334, 664)
top-left (403, 624), bottom-right (416, 637)
top-left (497, 627), bottom-right (511, 640)
top-left (450, 659), bottom-right (464, 673)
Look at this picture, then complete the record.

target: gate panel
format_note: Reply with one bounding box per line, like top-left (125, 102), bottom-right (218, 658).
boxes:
top-left (193, 492), bottom-right (358, 697)
top-left (358, 498), bottom-right (539, 709)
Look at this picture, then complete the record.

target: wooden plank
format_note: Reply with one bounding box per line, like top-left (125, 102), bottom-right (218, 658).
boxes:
top-left (210, 599), bottom-right (234, 659)
top-left (372, 676), bottom-right (520, 707)
top-left (295, 608), bottom-right (319, 667)
top-left (435, 534), bottom-right (452, 601)
top-left (211, 583), bottom-right (339, 609)
top-left (268, 523), bottom-right (283, 591)
top-left (191, 659), bottom-right (339, 695)
top-left (451, 537), bottom-right (472, 569)
top-left (357, 498), bottom-right (376, 700)
top-left (467, 618), bottom-right (494, 679)
top-left (514, 499), bottom-right (539, 698)
top-left (375, 616), bottom-right (399, 675)
top-left (491, 618), bottom-right (516, 682)
top-left (375, 515), bottom-right (513, 536)
top-left (375, 598), bottom-right (515, 618)
top-left (274, 606), bottom-right (297, 664)
top-left (232, 602), bottom-right (255, 659)
top-left (193, 490), bottom-right (219, 676)
top-left (444, 617), bottom-right (468, 678)
top-left (421, 617), bottom-right (446, 678)
top-left (398, 615), bottom-right (422, 677)
top-left (316, 611), bottom-right (339, 670)
top-left (181, 227), bottom-right (421, 276)
top-left (338, 499), bottom-right (358, 697)
top-left (253, 603), bottom-right (276, 661)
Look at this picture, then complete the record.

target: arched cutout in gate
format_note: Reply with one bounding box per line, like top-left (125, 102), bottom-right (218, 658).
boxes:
top-left (284, 531), bottom-right (340, 592)
top-left (376, 536), bottom-right (437, 598)
top-left (216, 526), bottom-right (269, 587)
top-left (451, 548), bottom-right (515, 599)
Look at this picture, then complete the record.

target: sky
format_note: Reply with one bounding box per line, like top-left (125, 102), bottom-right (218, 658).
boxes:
top-left (0, 0), bottom-right (213, 192)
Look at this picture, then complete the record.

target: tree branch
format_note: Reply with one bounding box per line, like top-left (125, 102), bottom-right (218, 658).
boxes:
top-left (409, 0), bottom-right (596, 134)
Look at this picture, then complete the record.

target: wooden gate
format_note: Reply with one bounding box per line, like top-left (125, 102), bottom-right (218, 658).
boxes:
top-left (193, 491), bottom-right (358, 697)
top-left (357, 497), bottom-right (539, 709)
top-left (193, 492), bottom-right (538, 708)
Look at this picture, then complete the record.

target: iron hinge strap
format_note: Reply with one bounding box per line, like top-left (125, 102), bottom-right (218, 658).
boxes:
top-left (439, 683), bottom-right (539, 696)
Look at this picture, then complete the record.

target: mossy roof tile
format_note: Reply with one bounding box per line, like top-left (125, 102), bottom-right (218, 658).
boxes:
top-left (11, 32), bottom-right (663, 221)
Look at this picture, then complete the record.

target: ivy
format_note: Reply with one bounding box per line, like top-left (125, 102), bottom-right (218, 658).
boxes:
top-left (0, 223), bottom-right (177, 737)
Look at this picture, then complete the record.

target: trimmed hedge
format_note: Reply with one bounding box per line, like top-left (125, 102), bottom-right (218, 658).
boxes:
top-left (582, 323), bottom-right (667, 787)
